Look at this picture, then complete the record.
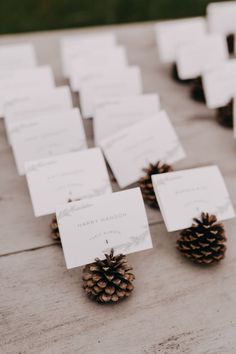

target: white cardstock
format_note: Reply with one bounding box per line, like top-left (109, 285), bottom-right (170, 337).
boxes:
top-left (100, 111), bottom-right (186, 188)
top-left (79, 66), bottom-right (142, 118)
top-left (94, 94), bottom-right (161, 145)
top-left (207, 1), bottom-right (236, 35)
top-left (25, 148), bottom-right (112, 217)
top-left (60, 32), bottom-right (116, 77)
top-left (202, 59), bottom-right (236, 108)
top-left (176, 34), bottom-right (228, 79)
top-left (10, 108), bottom-right (87, 176)
top-left (69, 46), bottom-right (128, 92)
top-left (152, 165), bottom-right (235, 232)
top-left (4, 86), bottom-right (73, 144)
top-left (154, 17), bottom-right (206, 63)
top-left (56, 188), bottom-right (153, 269)
top-left (0, 66), bottom-right (55, 117)
top-left (0, 43), bottom-right (36, 70)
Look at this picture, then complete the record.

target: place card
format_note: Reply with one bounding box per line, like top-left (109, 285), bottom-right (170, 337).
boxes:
top-left (94, 94), bottom-right (161, 145)
top-left (10, 108), bottom-right (86, 176)
top-left (56, 188), bottom-right (152, 269)
top-left (0, 43), bottom-right (36, 70)
top-left (4, 86), bottom-right (73, 144)
top-left (176, 34), bottom-right (228, 80)
top-left (80, 66), bottom-right (142, 118)
top-left (61, 32), bottom-right (116, 77)
top-left (0, 66), bottom-right (55, 117)
top-left (154, 17), bottom-right (206, 63)
top-left (152, 166), bottom-right (235, 232)
top-left (69, 46), bottom-right (128, 92)
top-left (202, 59), bottom-right (236, 108)
top-left (25, 148), bottom-right (112, 217)
top-left (207, 1), bottom-right (236, 35)
top-left (100, 111), bottom-right (186, 188)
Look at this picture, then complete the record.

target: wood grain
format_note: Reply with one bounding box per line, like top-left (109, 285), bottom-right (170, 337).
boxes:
top-left (1, 221), bottom-right (236, 354)
top-left (0, 22), bottom-right (236, 353)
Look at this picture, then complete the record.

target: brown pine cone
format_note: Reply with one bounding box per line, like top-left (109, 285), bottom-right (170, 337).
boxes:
top-left (190, 77), bottom-right (206, 103)
top-left (217, 99), bottom-right (233, 128)
top-left (50, 215), bottom-right (61, 242)
top-left (226, 33), bottom-right (235, 55)
top-left (82, 249), bottom-right (135, 303)
top-left (171, 63), bottom-right (192, 84)
top-left (138, 162), bottom-right (173, 209)
top-left (49, 198), bottom-right (74, 242)
top-left (177, 213), bottom-right (227, 265)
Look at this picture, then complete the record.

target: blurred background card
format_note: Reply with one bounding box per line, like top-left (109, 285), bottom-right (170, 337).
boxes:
top-left (94, 93), bottom-right (161, 145)
top-left (101, 111), bottom-right (186, 188)
top-left (176, 34), bottom-right (228, 79)
top-left (0, 43), bottom-right (36, 70)
top-left (25, 148), bottom-right (112, 217)
top-left (203, 59), bottom-right (236, 108)
top-left (10, 108), bottom-right (86, 175)
top-left (79, 66), bottom-right (142, 118)
top-left (154, 17), bottom-right (206, 63)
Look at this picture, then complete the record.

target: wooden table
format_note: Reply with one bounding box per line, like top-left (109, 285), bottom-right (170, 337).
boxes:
top-left (1, 22), bottom-right (236, 354)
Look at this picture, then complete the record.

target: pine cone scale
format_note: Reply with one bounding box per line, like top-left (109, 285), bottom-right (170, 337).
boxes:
top-left (177, 213), bottom-right (227, 265)
top-left (139, 162), bottom-right (173, 209)
top-left (83, 250), bottom-right (135, 303)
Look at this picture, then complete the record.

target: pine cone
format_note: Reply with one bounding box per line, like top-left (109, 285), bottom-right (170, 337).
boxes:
top-left (82, 249), bottom-right (135, 303)
top-left (190, 77), bottom-right (206, 103)
top-left (49, 199), bottom-right (74, 242)
top-left (138, 162), bottom-right (173, 209)
top-left (227, 33), bottom-right (235, 55)
top-left (50, 215), bottom-right (61, 242)
top-left (177, 213), bottom-right (227, 265)
top-left (171, 63), bottom-right (192, 84)
top-left (217, 99), bottom-right (233, 128)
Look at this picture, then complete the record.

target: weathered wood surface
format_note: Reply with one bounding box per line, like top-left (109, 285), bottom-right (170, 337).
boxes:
top-left (0, 22), bottom-right (236, 353)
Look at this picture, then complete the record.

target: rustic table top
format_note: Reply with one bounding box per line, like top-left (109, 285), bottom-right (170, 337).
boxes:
top-left (1, 22), bottom-right (236, 354)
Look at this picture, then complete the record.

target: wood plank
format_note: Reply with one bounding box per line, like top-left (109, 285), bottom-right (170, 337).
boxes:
top-left (1, 221), bottom-right (236, 354)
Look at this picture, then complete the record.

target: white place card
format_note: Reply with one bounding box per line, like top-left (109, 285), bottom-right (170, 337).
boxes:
top-left (207, 1), bottom-right (236, 35)
top-left (152, 166), bottom-right (235, 232)
top-left (0, 43), bottom-right (36, 70)
top-left (176, 34), bottom-right (228, 79)
top-left (56, 188), bottom-right (153, 269)
top-left (69, 46), bottom-right (128, 92)
top-left (94, 94), bottom-right (161, 145)
top-left (61, 32), bottom-right (116, 77)
top-left (80, 66), bottom-right (142, 118)
top-left (25, 148), bottom-right (112, 217)
top-left (0, 66), bottom-right (55, 117)
top-left (100, 111), bottom-right (186, 188)
top-left (203, 59), bottom-right (236, 108)
top-left (10, 108), bottom-right (86, 176)
top-left (4, 86), bottom-right (73, 144)
top-left (154, 17), bottom-right (206, 63)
